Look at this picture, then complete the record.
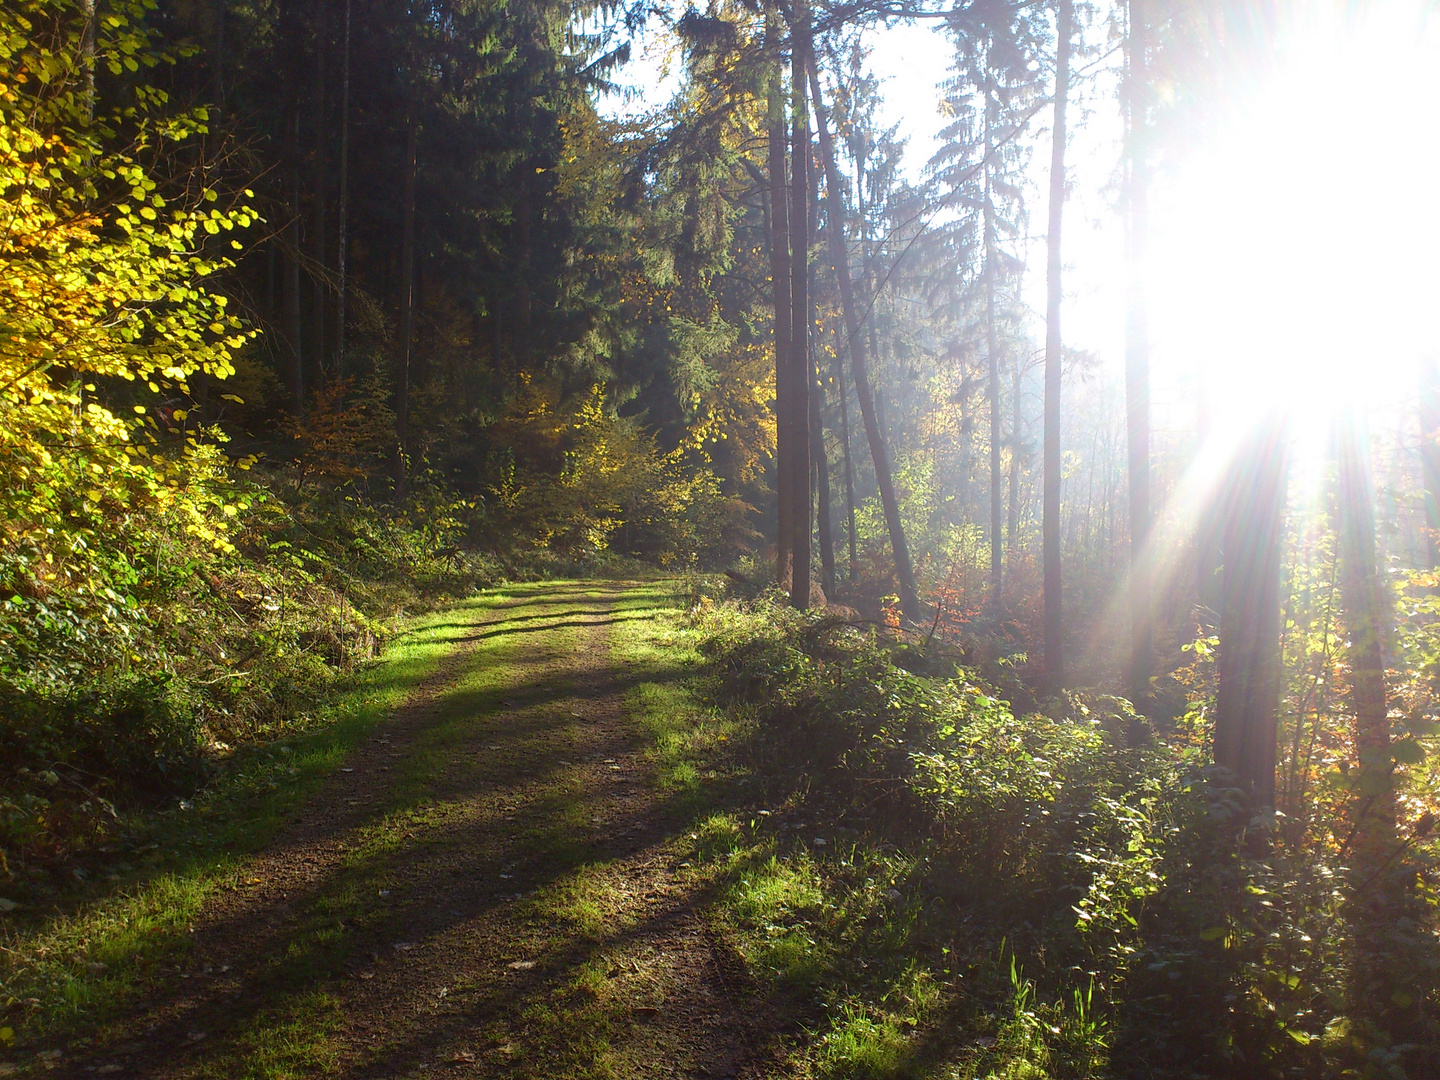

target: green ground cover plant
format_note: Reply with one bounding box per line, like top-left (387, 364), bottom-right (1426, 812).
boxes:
top-left (661, 592), bottom-right (1440, 1080)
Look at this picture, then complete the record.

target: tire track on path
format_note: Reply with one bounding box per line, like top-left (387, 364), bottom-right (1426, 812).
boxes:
top-left (74, 580), bottom-right (769, 1080)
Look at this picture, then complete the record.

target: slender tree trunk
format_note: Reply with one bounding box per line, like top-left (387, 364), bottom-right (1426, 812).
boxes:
top-left (395, 93), bottom-right (417, 484)
top-left (1335, 414), bottom-right (1394, 845)
top-left (81, 0), bottom-right (96, 117)
top-left (788, 5), bottom-right (812, 610)
top-left (985, 69), bottom-right (1003, 609)
top-left (1213, 417), bottom-right (1288, 811)
top-left (1007, 346), bottom-right (1022, 550)
top-left (213, 0), bottom-right (225, 110)
top-left (810, 225), bottom-right (835, 595)
top-left (833, 344), bottom-right (858, 580)
top-left (1043, 0), bottom-right (1071, 683)
top-left (311, 0), bottom-right (327, 384)
top-left (335, 0), bottom-right (350, 379)
top-left (812, 370), bottom-right (835, 595)
top-left (1125, 0), bottom-right (1152, 706)
top-left (266, 240), bottom-right (276, 326)
top-left (1195, 380), bottom-right (1223, 609)
top-left (808, 54), bottom-right (920, 622)
top-left (766, 11), bottom-right (793, 588)
top-left (517, 185), bottom-right (533, 369)
top-left (833, 128), bottom-right (859, 580)
top-left (286, 104), bottom-right (305, 415)
top-left (1420, 358), bottom-right (1440, 568)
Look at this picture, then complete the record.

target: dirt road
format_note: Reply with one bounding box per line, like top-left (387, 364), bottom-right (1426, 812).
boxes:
top-left (73, 581), bottom-right (770, 1079)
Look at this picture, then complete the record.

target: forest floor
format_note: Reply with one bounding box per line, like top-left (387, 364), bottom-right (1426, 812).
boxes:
top-left (51, 579), bottom-right (792, 1080)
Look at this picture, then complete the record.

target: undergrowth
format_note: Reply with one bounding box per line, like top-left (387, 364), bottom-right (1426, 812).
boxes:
top-left (0, 473), bottom-right (533, 886)
top-left (682, 594), bottom-right (1440, 1080)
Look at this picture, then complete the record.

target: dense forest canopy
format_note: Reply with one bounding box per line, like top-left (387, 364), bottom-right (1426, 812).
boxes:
top-left (4, 0), bottom-right (1440, 1074)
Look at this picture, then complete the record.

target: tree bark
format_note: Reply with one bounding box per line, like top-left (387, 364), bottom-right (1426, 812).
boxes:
top-left (766, 11), bottom-right (793, 588)
top-left (335, 0), bottom-right (350, 379)
top-left (212, 0), bottom-right (225, 110)
top-left (807, 54), bottom-right (921, 623)
top-left (1006, 340), bottom-right (1022, 550)
top-left (395, 92), bottom-right (417, 483)
top-left (984, 67), bottom-right (1003, 610)
top-left (1125, 0), bottom-right (1152, 706)
top-left (1335, 414), bottom-right (1393, 844)
top-left (311, 0), bottom-right (327, 384)
top-left (1043, 0), bottom-right (1070, 683)
top-left (810, 219), bottom-right (835, 595)
top-left (81, 0), bottom-right (96, 118)
top-left (788, 6), bottom-right (812, 610)
top-left (1213, 417), bottom-right (1288, 811)
top-left (833, 343), bottom-right (858, 580)
top-left (286, 103), bottom-right (305, 415)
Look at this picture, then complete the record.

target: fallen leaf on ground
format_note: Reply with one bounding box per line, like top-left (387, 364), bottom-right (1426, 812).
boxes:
top-left (449, 1050), bottom-right (476, 1063)
top-left (506, 960), bottom-right (535, 971)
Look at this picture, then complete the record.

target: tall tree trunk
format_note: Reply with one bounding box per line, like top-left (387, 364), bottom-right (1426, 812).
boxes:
top-left (1420, 358), bottom-right (1440, 568)
top-left (788, 5), bottom-right (812, 610)
top-left (1043, 0), bottom-right (1071, 683)
top-left (858, 155), bottom-right (887, 533)
top-left (395, 94), bottom-right (417, 484)
top-left (81, 0), bottom-right (96, 117)
top-left (1335, 414), bottom-right (1394, 847)
top-left (1194, 381), bottom-right (1223, 609)
top-left (985, 68), bottom-right (1003, 610)
top-left (335, 0), bottom-right (350, 379)
top-left (517, 184), bottom-right (533, 369)
top-left (286, 104), bottom-right (305, 415)
top-left (810, 208), bottom-right (835, 595)
top-left (833, 343), bottom-right (858, 580)
top-left (1125, 0), bottom-right (1152, 706)
top-left (1007, 344), bottom-right (1022, 550)
top-left (311, 0), bottom-right (327, 384)
top-left (212, 0), bottom-right (225, 110)
top-left (766, 11), bottom-right (793, 588)
top-left (808, 54), bottom-right (920, 622)
top-left (1213, 417), bottom-right (1288, 811)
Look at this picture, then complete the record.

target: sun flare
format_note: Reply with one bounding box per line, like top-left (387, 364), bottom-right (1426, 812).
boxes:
top-left (1150, 0), bottom-right (1440, 433)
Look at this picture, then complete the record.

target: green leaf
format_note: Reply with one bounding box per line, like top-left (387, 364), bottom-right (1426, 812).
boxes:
top-left (1358, 768), bottom-right (1394, 797)
top-left (1392, 739), bottom-right (1426, 766)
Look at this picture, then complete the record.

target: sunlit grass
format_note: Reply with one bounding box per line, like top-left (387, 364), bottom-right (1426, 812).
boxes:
top-left (532, 862), bottom-right (638, 941)
top-left (229, 991), bottom-right (343, 1080)
top-left (608, 581), bottom-right (742, 808)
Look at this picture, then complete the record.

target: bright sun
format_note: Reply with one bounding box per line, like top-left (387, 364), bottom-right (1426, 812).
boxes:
top-left (1149, 0), bottom-right (1440, 433)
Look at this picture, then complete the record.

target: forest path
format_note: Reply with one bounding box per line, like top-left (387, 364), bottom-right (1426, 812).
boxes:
top-left (79, 580), bottom-right (768, 1080)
